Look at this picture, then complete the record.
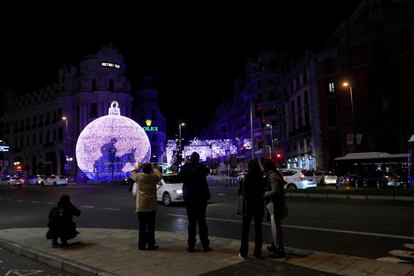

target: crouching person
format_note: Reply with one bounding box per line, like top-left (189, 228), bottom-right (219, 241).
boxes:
top-left (46, 194), bottom-right (81, 247)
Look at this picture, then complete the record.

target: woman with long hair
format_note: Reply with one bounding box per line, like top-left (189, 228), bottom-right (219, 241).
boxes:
top-left (263, 158), bottom-right (289, 258)
top-left (238, 159), bottom-right (266, 259)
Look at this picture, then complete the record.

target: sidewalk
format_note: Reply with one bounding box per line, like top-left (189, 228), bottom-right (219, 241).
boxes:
top-left (0, 228), bottom-right (413, 275)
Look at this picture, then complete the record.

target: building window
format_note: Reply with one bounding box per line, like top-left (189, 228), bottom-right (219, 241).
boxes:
top-left (304, 90), bottom-right (309, 104)
top-left (53, 129), bottom-right (56, 142)
top-left (92, 79), bottom-right (97, 91)
top-left (58, 127), bottom-right (63, 141)
top-left (297, 95), bottom-right (301, 109)
top-left (325, 59), bottom-right (333, 74)
top-left (328, 82), bottom-right (335, 94)
top-left (39, 133), bottom-right (43, 144)
top-left (109, 79), bottom-right (114, 91)
top-left (327, 103), bottom-right (338, 127)
top-left (90, 103), bottom-right (98, 117)
top-left (33, 134), bottom-right (36, 145)
top-left (303, 71), bottom-right (308, 84)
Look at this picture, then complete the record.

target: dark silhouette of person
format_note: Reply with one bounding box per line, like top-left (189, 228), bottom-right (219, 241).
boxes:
top-left (178, 152), bottom-right (211, 252)
top-left (47, 194), bottom-right (81, 247)
top-left (238, 159), bottom-right (266, 259)
top-left (263, 158), bottom-right (289, 258)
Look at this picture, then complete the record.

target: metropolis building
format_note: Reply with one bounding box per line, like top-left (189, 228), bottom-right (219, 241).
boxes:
top-left (1, 45), bottom-right (166, 178)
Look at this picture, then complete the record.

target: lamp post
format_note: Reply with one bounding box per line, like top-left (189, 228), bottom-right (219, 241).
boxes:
top-left (178, 122), bottom-right (185, 169)
top-left (266, 123), bottom-right (273, 157)
top-left (62, 116), bottom-right (69, 175)
top-left (342, 81), bottom-right (355, 147)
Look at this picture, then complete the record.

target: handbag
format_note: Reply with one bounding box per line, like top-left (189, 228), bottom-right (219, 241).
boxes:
top-left (265, 201), bottom-right (274, 216)
top-left (132, 182), bottom-right (137, 197)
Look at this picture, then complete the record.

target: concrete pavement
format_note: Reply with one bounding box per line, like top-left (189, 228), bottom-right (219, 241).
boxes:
top-left (0, 228), bottom-right (413, 275)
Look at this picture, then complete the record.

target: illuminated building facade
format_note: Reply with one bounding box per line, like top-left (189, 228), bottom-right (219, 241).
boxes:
top-left (1, 45), bottom-right (165, 178)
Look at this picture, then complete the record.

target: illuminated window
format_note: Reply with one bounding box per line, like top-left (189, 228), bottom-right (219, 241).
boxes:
top-left (328, 82), bottom-right (335, 94)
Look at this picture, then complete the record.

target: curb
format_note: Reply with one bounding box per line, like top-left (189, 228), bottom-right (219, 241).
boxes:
top-left (0, 238), bottom-right (106, 276)
top-left (285, 192), bottom-right (414, 201)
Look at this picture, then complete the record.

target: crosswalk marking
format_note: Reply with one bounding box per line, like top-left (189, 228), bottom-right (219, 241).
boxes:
top-left (81, 205), bottom-right (95, 208)
top-left (104, 208), bottom-right (120, 211)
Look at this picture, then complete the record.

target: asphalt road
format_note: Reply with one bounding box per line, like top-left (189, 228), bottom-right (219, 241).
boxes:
top-left (1, 183), bottom-right (414, 266)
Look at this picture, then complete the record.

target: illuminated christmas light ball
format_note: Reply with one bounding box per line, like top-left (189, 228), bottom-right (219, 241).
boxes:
top-left (75, 101), bottom-right (151, 181)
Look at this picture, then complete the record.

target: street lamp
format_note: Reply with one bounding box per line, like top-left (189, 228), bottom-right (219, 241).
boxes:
top-left (342, 81), bottom-right (355, 146)
top-left (62, 116), bottom-right (69, 175)
top-left (266, 123), bottom-right (273, 157)
top-left (178, 122), bottom-right (185, 168)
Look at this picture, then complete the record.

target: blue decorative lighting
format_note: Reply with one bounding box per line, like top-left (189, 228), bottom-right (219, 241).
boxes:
top-left (75, 101), bottom-right (151, 182)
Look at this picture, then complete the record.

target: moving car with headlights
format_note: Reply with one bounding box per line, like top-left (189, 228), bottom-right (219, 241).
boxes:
top-left (43, 175), bottom-right (68, 186)
top-left (280, 168), bottom-right (317, 190)
top-left (28, 175), bottom-right (46, 185)
top-left (156, 174), bottom-right (183, 206)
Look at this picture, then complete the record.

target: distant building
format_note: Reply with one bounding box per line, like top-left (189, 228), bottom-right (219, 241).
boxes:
top-left (315, 0), bottom-right (414, 168)
top-left (1, 45), bottom-right (166, 177)
top-left (134, 76), bottom-right (166, 163)
top-left (201, 0), bottom-right (414, 170)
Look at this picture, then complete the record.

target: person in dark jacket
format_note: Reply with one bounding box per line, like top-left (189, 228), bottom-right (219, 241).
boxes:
top-left (238, 159), bottom-right (266, 259)
top-left (263, 158), bottom-right (289, 258)
top-left (47, 194), bottom-right (81, 247)
top-left (178, 152), bottom-right (211, 252)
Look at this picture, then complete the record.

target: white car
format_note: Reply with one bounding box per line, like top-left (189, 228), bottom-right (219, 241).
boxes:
top-left (43, 175), bottom-right (68, 186)
top-left (280, 169), bottom-right (317, 190)
top-left (156, 174), bottom-right (183, 206)
top-left (0, 176), bottom-right (24, 186)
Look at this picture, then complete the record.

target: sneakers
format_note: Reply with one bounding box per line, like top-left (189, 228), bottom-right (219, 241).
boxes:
top-left (186, 246), bottom-right (195, 253)
top-left (238, 253), bottom-right (248, 260)
top-left (203, 247), bottom-right (212, 252)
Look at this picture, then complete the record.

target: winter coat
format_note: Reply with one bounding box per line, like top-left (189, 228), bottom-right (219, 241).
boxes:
top-left (47, 204), bottom-right (81, 240)
top-left (238, 173), bottom-right (266, 216)
top-left (135, 169), bottom-right (161, 212)
top-left (264, 171), bottom-right (289, 220)
top-left (178, 162), bottom-right (211, 204)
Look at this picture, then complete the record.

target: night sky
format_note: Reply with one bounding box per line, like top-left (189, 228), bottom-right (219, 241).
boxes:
top-left (2, 1), bottom-right (362, 139)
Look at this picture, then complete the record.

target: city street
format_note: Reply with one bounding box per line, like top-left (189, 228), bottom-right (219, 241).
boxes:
top-left (0, 182), bottom-right (413, 266)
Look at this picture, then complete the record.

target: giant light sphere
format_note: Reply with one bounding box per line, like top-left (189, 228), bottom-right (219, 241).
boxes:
top-left (76, 101), bottom-right (151, 181)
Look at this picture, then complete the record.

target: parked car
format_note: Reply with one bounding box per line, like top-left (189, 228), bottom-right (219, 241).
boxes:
top-left (0, 175), bottom-right (24, 186)
top-left (43, 175), bottom-right (68, 186)
top-left (28, 175), bottom-right (46, 185)
top-left (323, 171), bottom-right (339, 185)
top-left (354, 171), bottom-right (403, 188)
top-left (156, 174), bottom-right (183, 206)
top-left (280, 168), bottom-right (317, 190)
